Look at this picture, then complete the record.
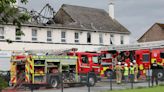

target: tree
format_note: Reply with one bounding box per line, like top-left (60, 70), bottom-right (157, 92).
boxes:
top-left (0, 0), bottom-right (30, 43)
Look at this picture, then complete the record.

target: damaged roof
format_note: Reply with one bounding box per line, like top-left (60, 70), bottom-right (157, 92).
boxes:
top-left (54, 4), bottom-right (130, 34)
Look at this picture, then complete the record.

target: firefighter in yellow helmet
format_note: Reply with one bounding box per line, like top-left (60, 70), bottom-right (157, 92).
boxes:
top-left (133, 60), bottom-right (138, 82)
top-left (115, 62), bottom-right (122, 84)
top-left (124, 63), bottom-right (129, 84)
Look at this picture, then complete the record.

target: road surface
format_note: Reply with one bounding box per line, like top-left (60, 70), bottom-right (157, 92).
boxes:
top-left (21, 81), bottom-right (154, 92)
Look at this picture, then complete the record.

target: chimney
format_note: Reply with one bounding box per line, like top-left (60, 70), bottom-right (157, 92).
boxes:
top-left (109, 2), bottom-right (114, 19)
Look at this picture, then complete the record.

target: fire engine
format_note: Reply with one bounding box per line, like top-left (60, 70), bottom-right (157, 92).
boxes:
top-left (98, 41), bottom-right (164, 80)
top-left (10, 49), bottom-right (101, 89)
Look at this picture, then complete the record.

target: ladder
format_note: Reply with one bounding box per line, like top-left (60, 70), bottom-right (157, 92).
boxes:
top-left (25, 48), bottom-right (78, 55)
top-left (98, 40), bottom-right (164, 51)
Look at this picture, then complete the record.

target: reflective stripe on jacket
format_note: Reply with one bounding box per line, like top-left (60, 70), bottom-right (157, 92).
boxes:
top-left (124, 67), bottom-right (129, 76)
top-left (115, 65), bottom-right (122, 71)
top-left (129, 66), bottom-right (134, 74)
top-left (134, 64), bottom-right (138, 72)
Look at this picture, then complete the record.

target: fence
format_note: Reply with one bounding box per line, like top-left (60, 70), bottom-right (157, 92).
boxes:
top-left (0, 70), bottom-right (164, 92)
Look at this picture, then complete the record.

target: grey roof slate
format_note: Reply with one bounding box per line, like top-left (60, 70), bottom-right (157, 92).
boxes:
top-left (56, 4), bottom-right (130, 34)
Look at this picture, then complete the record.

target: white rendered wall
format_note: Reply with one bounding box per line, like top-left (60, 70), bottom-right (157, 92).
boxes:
top-left (0, 25), bottom-right (130, 50)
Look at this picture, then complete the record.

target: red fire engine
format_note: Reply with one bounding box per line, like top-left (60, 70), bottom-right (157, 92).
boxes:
top-left (98, 41), bottom-right (164, 80)
top-left (10, 49), bottom-right (101, 89)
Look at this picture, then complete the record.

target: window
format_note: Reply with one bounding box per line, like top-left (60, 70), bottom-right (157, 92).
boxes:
top-left (87, 32), bottom-right (91, 43)
top-left (74, 32), bottom-right (79, 43)
top-left (160, 52), bottom-right (164, 58)
top-left (47, 31), bottom-right (52, 42)
top-left (106, 54), bottom-right (112, 58)
top-left (110, 34), bottom-right (114, 45)
top-left (120, 35), bottom-right (124, 44)
top-left (92, 56), bottom-right (99, 64)
top-left (61, 31), bottom-right (66, 42)
top-left (142, 54), bottom-right (149, 62)
top-left (0, 27), bottom-right (4, 39)
top-left (99, 33), bottom-right (103, 44)
top-left (81, 55), bottom-right (89, 64)
top-left (15, 28), bottom-right (21, 40)
top-left (32, 29), bottom-right (37, 41)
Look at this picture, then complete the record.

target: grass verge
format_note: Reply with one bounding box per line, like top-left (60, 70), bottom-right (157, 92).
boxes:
top-left (104, 85), bottom-right (164, 92)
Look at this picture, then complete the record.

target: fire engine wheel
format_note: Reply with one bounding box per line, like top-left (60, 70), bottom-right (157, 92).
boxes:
top-left (50, 77), bottom-right (59, 88)
top-left (8, 81), bottom-right (13, 87)
top-left (157, 70), bottom-right (164, 80)
top-left (88, 76), bottom-right (96, 86)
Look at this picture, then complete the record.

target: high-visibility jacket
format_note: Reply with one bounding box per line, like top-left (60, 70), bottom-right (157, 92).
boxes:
top-left (115, 65), bottom-right (122, 71)
top-left (129, 66), bottom-right (135, 74)
top-left (139, 64), bottom-right (144, 70)
top-left (134, 64), bottom-right (138, 72)
top-left (124, 67), bottom-right (129, 76)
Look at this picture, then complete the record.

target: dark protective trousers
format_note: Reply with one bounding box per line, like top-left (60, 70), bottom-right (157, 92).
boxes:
top-left (151, 70), bottom-right (158, 86)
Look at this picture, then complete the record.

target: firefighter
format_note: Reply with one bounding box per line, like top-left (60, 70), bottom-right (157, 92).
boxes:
top-left (124, 63), bottom-right (129, 84)
top-left (151, 60), bottom-right (160, 86)
top-left (129, 63), bottom-right (135, 83)
top-left (115, 62), bottom-right (122, 84)
top-left (133, 60), bottom-right (138, 82)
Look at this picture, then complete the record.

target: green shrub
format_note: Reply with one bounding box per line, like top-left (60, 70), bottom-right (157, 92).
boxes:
top-left (0, 76), bottom-right (8, 90)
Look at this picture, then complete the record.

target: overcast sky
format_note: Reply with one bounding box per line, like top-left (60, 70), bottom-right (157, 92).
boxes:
top-left (19, 0), bottom-right (164, 42)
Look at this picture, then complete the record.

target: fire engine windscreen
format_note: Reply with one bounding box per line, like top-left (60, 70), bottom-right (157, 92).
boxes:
top-left (81, 55), bottom-right (89, 63)
top-left (160, 52), bottom-right (164, 58)
top-left (101, 54), bottom-right (112, 58)
top-left (142, 54), bottom-right (149, 62)
top-left (92, 56), bottom-right (99, 63)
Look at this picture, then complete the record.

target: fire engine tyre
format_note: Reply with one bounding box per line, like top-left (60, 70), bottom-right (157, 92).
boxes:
top-left (88, 76), bottom-right (96, 87)
top-left (50, 77), bottom-right (59, 88)
top-left (8, 81), bottom-right (13, 87)
top-left (157, 70), bottom-right (164, 81)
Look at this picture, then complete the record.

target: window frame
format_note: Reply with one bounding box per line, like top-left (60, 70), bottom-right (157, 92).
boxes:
top-left (120, 35), bottom-right (124, 44)
top-left (74, 32), bottom-right (79, 43)
top-left (61, 31), bottom-right (66, 43)
top-left (47, 30), bottom-right (52, 42)
top-left (87, 32), bottom-right (91, 43)
top-left (110, 34), bottom-right (114, 45)
top-left (99, 33), bottom-right (103, 44)
top-left (0, 27), bottom-right (5, 40)
top-left (32, 29), bottom-right (37, 41)
top-left (15, 28), bottom-right (21, 41)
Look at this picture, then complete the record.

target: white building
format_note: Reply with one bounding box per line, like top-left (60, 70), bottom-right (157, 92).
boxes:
top-left (0, 4), bottom-right (130, 51)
